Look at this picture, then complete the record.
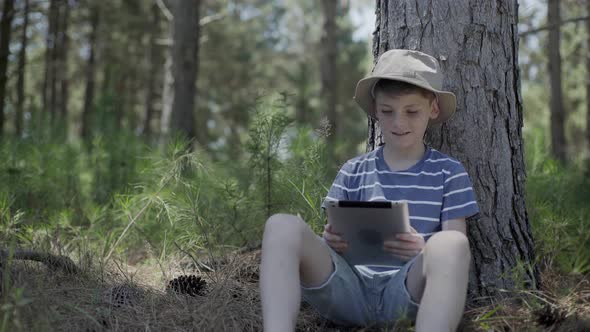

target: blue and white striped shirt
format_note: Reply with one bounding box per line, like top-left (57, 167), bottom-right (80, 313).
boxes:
top-left (324, 144), bottom-right (479, 272)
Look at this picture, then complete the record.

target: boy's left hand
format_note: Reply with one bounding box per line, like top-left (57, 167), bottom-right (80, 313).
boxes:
top-left (383, 227), bottom-right (425, 262)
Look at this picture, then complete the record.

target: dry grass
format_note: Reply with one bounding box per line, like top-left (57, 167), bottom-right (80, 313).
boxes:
top-left (0, 250), bottom-right (588, 332)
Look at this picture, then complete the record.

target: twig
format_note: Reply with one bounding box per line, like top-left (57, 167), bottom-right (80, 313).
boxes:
top-left (520, 15), bottom-right (590, 36)
top-left (155, 0), bottom-right (172, 21)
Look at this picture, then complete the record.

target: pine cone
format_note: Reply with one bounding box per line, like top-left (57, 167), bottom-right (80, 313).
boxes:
top-left (104, 284), bottom-right (135, 308)
top-left (167, 275), bottom-right (207, 297)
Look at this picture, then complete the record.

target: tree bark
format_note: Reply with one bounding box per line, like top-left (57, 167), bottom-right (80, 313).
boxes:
top-left (15, 0), bottom-right (29, 137)
top-left (372, 0), bottom-right (537, 299)
top-left (141, 3), bottom-right (161, 137)
top-left (48, 0), bottom-right (61, 121)
top-left (168, 0), bottom-right (200, 140)
top-left (58, 0), bottom-right (70, 122)
top-left (587, 0), bottom-right (590, 160)
top-left (43, 0), bottom-right (56, 117)
top-left (548, 0), bottom-right (567, 163)
top-left (81, 3), bottom-right (99, 140)
top-left (0, 0), bottom-right (15, 136)
top-left (321, 0), bottom-right (338, 154)
top-left (160, 47), bottom-right (173, 137)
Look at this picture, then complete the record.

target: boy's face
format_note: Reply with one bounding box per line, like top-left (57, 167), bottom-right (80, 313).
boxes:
top-left (375, 91), bottom-right (440, 152)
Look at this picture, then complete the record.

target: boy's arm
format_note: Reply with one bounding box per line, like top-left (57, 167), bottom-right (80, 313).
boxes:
top-left (442, 218), bottom-right (467, 235)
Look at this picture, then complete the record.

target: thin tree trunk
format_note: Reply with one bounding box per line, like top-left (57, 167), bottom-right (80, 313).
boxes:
top-left (49, 0), bottom-right (61, 121)
top-left (141, 3), bottom-right (160, 137)
top-left (58, 0), bottom-right (70, 122)
top-left (548, 0), bottom-right (566, 163)
top-left (15, 0), bottom-right (29, 137)
top-left (43, 0), bottom-right (57, 117)
top-left (372, 0), bottom-right (537, 299)
top-left (160, 48), bottom-right (173, 137)
top-left (320, 0), bottom-right (338, 153)
top-left (81, 4), bottom-right (99, 140)
top-left (169, 0), bottom-right (200, 140)
top-left (587, 0), bottom-right (590, 160)
top-left (0, 0), bottom-right (15, 136)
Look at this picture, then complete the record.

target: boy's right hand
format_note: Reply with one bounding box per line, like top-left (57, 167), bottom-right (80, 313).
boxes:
top-left (323, 224), bottom-right (348, 253)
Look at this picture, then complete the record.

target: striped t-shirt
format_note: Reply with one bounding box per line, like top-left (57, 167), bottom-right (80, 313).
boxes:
top-left (324, 144), bottom-right (479, 273)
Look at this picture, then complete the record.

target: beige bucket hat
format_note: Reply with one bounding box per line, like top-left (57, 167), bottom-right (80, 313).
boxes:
top-left (354, 49), bottom-right (456, 126)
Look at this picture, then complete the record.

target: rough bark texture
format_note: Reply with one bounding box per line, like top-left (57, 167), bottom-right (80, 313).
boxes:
top-left (548, 0), bottom-right (566, 163)
top-left (15, 0), bottom-right (29, 137)
top-left (0, 0), bottom-right (15, 135)
top-left (169, 0), bottom-right (199, 140)
top-left (371, 0), bottom-right (537, 299)
top-left (81, 4), bottom-right (99, 140)
top-left (321, 0), bottom-right (338, 150)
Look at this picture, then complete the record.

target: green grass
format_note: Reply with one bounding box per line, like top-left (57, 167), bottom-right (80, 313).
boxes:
top-left (525, 128), bottom-right (590, 275)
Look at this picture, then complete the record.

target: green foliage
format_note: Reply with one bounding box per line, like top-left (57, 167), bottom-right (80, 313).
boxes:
top-left (525, 127), bottom-right (590, 275)
top-left (0, 95), bottom-right (335, 264)
top-left (246, 94), bottom-right (293, 219)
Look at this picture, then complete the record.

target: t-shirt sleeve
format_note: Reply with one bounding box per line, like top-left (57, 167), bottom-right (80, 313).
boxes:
top-left (321, 163), bottom-right (351, 209)
top-left (441, 163), bottom-right (479, 222)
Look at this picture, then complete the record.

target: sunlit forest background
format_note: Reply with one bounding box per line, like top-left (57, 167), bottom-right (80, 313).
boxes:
top-left (0, 0), bottom-right (589, 330)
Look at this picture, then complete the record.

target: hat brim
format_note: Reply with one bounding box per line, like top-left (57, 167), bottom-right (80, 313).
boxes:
top-left (354, 75), bottom-right (456, 126)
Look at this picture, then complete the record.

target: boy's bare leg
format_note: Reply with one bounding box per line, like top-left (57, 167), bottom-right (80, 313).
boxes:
top-left (406, 231), bottom-right (471, 332)
top-left (260, 213), bottom-right (334, 332)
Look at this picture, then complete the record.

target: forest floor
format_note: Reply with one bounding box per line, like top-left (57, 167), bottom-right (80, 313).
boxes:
top-left (1, 248), bottom-right (589, 332)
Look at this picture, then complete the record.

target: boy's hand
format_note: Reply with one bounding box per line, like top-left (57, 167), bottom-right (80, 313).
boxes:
top-left (383, 227), bottom-right (425, 262)
top-left (323, 224), bottom-right (348, 253)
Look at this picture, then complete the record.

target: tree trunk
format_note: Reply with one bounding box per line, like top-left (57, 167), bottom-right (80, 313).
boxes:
top-left (58, 0), bottom-right (70, 122)
top-left (168, 0), bottom-right (200, 140)
top-left (81, 4), bottom-right (99, 140)
top-left (15, 0), bottom-right (29, 137)
top-left (0, 0), bottom-right (15, 136)
top-left (43, 0), bottom-right (56, 117)
top-left (548, 0), bottom-right (566, 163)
top-left (372, 0), bottom-right (537, 299)
top-left (43, 0), bottom-right (61, 122)
top-left (160, 48), bottom-right (173, 138)
top-left (141, 3), bottom-right (161, 137)
top-left (321, 0), bottom-right (338, 153)
top-left (587, 0), bottom-right (590, 160)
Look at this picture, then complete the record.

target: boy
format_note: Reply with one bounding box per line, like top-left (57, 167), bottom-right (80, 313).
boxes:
top-left (260, 49), bottom-right (479, 331)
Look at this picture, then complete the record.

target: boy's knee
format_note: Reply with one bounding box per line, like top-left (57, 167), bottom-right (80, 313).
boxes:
top-left (264, 213), bottom-right (305, 237)
top-left (424, 231), bottom-right (471, 268)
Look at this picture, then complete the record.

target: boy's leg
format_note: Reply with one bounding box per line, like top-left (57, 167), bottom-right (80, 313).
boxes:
top-left (405, 231), bottom-right (470, 332)
top-left (260, 213), bottom-right (334, 332)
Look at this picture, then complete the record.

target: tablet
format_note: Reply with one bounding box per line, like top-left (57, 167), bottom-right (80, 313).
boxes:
top-left (325, 200), bottom-right (411, 267)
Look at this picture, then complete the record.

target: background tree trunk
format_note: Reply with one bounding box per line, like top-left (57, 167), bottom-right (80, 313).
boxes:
top-left (548, 0), bottom-right (566, 163)
top-left (321, 0), bottom-right (338, 156)
top-left (81, 3), bottom-right (99, 140)
top-left (141, 3), bottom-right (161, 138)
top-left (0, 0), bottom-right (15, 136)
top-left (15, 0), bottom-right (29, 137)
top-left (371, 0), bottom-right (537, 299)
top-left (586, 0), bottom-right (590, 160)
top-left (160, 47), bottom-right (173, 138)
top-left (58, 0), bottom-right (70, 122)
top-left (169, 0), bottom-right (200, 140)
top-left (48, 0), bottom-right (61, 121)
top-left (43, 0), bottom-right (57, 118)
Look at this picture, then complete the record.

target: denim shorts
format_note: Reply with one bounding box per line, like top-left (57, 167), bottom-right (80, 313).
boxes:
top-left (301, 242), bottom-right (420, 327)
